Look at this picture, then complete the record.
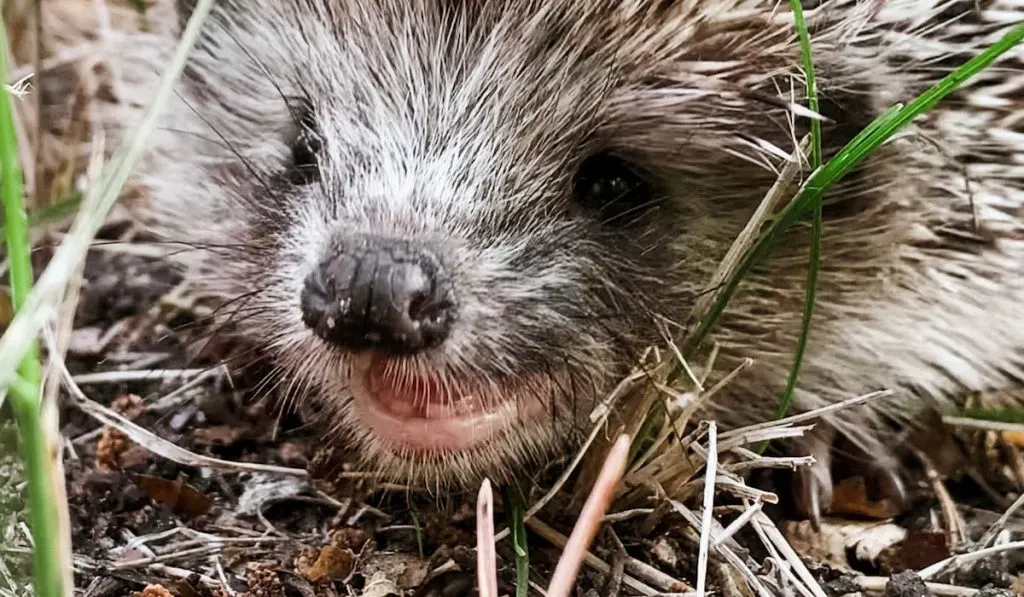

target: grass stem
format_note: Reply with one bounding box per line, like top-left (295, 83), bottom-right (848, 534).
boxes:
top-left (767, 0), bottom-right (824, 447)
top-left (506, 484), bottom-right (530, 597)
top-left (684, 22), bottom-right (1024, 362)
top-left (1, 10), bottom-right (62, 596)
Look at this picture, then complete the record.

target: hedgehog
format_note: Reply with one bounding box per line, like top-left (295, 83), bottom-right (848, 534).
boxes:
top-left (50, 0), bottom-right (1024, 523)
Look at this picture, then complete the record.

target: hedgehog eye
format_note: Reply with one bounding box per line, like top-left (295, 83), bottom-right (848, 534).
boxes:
top-left (572, 154), bottom-right (652, 219)
top-left (289, 111), bottom-right (322, 185)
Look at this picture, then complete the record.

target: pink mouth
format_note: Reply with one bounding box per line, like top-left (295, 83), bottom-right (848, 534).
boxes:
top-left (349, 357), bottom-right (543, 453)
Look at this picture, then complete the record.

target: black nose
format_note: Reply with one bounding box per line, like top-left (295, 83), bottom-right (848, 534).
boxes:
top-left (300, 240), bottom-right (456, 354)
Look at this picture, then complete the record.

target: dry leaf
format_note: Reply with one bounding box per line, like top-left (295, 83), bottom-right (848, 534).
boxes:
top-left (170, 577), bottom-right (206, 597)
top-left (297, 545), bottom-right (355, 583)
top-left (95, 428), bottom-right (134, 472)
top-left (111, 394), bottom-right (146, 419)
top-left (1003, 431), bottom-right (1024, 447)
top-left (192, 425), bottom-right (245, 447)
top-left (136, 474), bottom-right (213, 518)
top-left (781, 519), bottom-right (909, 572)
top-left (830, 476), bottom-right (901, 519)
top-left (877, 531), bottom-right (949, 574)
top-left (0, 289), bottom-right (13, 327)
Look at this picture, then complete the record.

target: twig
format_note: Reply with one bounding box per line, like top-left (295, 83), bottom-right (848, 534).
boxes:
top-left (726, 455), bottom-right (815, 474)
top-left (666, 499), bottom-right (773, 597)
top-left (854, 576), bottom-right (977, 596)
top-left (603, 508), bottom-right (655, 523)
top-left (942, 416), bottom-right (1024, 434)
top-left (977, 492), bottom-right (1024, 548)
top-left (751, 512), bottom-right (827, 597)
top-left (688, 135), bottom-right (811, 326)
top-left (714, 500), bottom-right (764, 548)
top-left (54, 353), bottom-right (306, 476)
top-left (139, 564), bottom-right (221, 589)
top-left (911, 447), bottom-right (968, 550)
top-left (622, 558), bottom-right (691, 594)
top-left (476, 480), bottom-right (499, 597)
top-left (716, 424), bottom-right (815, 454)
top-left (526, 518), bottom-right (657, 596)
top-left (918, 540), bottom-right (1024, 580)
top-left (111, 546), bottom-right (222, 570)
top-left (71, 368), bottom-right (211, 385)
top-left (547, 434), bottom-right (630, 597)
top-left (695, 422), bottom-right (718, 597)
top-left (493, 369), bottom-right (644, 542)
top-left (748, 514), bottom-right (816, 597)
top-left (212, 557), bottom-right (235, 596)
top-left (719, 390), bottom-right (893, 439)
top-left (149, 366), bottom-right (229, 412)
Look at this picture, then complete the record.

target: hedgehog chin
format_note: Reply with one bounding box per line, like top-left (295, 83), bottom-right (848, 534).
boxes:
top-left (345, 353), bottom-right (547, 454)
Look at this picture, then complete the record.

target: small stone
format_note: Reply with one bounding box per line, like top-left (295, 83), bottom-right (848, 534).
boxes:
top-left (883, 570), bottom-right (932, 597)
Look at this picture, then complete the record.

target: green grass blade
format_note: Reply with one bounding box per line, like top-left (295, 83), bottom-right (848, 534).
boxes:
top-left (0, 194), bottom-right (83, 239)
top-left (684, 22), bottom-right (1024, 360)
top-left (409, 509), bottom-right (425, 559)
top-left (956, 407), bottom-right (1024, 425)
top-left (629, 401), bottom-right (662, 463)
top-left (4, 383), bottom-right (59, 597)
top-left (0, 56), bottom-right (36, 323)
top-left (505, 484), bottom-right (530, 597)
top-left (773, 0), bottom-right (824, 430)
top-left (792, 0), bottom-right (822, 169)
top-left (1, 11), bottom-right (59, 597)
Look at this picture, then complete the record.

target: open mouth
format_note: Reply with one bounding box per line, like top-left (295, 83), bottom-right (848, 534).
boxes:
top-left (348, 356), bottom-right (545, 453)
